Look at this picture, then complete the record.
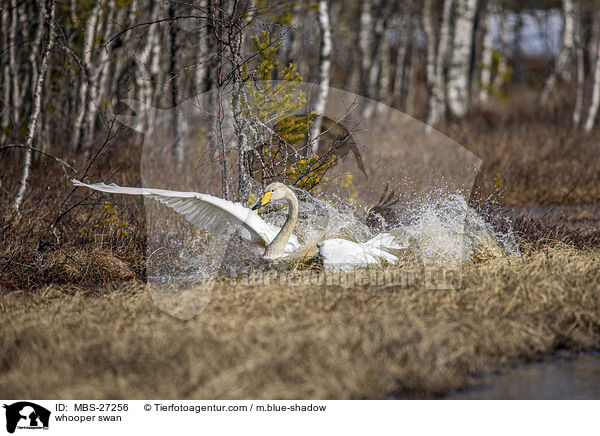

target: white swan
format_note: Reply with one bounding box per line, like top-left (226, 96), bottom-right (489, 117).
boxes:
top-left (72, 180), bottom-right (403, 271)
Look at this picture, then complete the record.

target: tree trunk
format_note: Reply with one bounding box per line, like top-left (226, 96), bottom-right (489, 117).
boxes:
top-left (358, 0), bottom-right (373, 101)
top-left (135, 0), bottom-right (161, 137)
top-left (72, 0), bottom-right (101, 151)
top-left (83, 0), bottom-right (116, 150)
top-left (572, 7), bottom-right (584, 127)
top-left (478, 0), bottom-right (496, 103)
top-left (169, 2), bottom-right (183, 165)
top-left (9, 0), bottom-right (22, 135)
top-left (1, 5), bottom-right (12, 140)
top-left (536, 0), bottom-right (576, 109)
top-left (110, 0), bottom-right (138, 100)
top-left (228, 0), bottom-right (256, 201)
top-left (97, 0), bottom-right (118, 109)
top-left (584, 16), bottom-right (600, 133)
top-left (492, 8), bottom-right (510, 92)
top-left (424, 0), bottom-right (453, 127)
top-left (309, 0), bottom-right (332, 155)
top-left (13, 0), bottom-right (56, 214)
top-left (195, 0), bottom-right (209, 95)
top-left (392, 11), bottom-right (414, 111)
top-left (288, 1), bottom-right (304, 75)
top-left (446, 0), bottom-right (477, 118)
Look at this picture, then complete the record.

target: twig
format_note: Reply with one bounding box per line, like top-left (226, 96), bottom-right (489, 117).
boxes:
top-left (0, 143), bottom-right (77, 176)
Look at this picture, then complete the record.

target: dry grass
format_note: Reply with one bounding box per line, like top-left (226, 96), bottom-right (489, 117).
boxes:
top-left (1, 246), bottom-right (599, 399)
top-left (451, 86), bottom-right (600, 205)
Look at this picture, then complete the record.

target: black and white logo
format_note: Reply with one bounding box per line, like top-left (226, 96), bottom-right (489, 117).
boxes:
top-left (3, 402), bottom-right (50, 434)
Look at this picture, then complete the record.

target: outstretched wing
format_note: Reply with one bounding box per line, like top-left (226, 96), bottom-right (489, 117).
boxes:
top-left (72, 180), bottom-right (280, 247)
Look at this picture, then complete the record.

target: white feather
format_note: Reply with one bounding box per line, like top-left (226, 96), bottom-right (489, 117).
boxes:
top-left (72, 180), bottom-right (299, 253)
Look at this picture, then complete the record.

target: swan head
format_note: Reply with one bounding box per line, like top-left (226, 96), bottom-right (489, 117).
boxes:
top-left (252, 182), bottom-right (292, 210)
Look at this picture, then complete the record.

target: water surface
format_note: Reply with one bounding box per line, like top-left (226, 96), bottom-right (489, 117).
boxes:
top-left (448, 353), bottom-right (600, 399)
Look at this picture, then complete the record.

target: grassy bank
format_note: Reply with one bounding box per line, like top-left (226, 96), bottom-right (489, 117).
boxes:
top-left (1, 245), bottom-right (599, 399)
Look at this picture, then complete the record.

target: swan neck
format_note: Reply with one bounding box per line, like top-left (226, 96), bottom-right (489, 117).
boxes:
top-left (265, 188), bottom-right (298, 257)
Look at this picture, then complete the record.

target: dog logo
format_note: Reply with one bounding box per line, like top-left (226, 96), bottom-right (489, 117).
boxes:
top-left (3, 402), bottom-right (50, 433)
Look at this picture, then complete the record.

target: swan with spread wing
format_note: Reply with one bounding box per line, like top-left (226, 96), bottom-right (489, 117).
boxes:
top-left (72, 180), bottom-right (403, 271)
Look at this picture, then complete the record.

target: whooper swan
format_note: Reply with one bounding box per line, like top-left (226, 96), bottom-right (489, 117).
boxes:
top-left (72, 180), bottom-right (403, 271)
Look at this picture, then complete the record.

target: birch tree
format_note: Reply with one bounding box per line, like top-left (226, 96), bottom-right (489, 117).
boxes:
top-left (71, 0), bottom-right (102, 151)
top-left (478, 0), bottom-right (496, 103)
top-left (169, 1), bottom-right (184, 164)
top-left (13, 0), bottom-right (56, 214)
top-left (195, 0), bottom-right (209, 94)
top-left (134, 0), bottom-right (162, 137)
top-left (358, 0), bottom-right (373, 101)
top-left (536, 0), bottom-right (576, 109)
top-left (359, 0), bottom-right (392, 119)
top-left (572, 7), bottom-right (584, 127)
top-left (8, 0), bottom-right (22, 135)
top-left (584, 14), bottom-right (600, 133)
top-left (446, 0), bottom-right (477, 118)
top-left (309, 0), bottom-right (332, 155)
top-left (492, 7), bottom-right (510, 93)
top-left (392, 11), bottom-right (415, 111)
top-left (1, 4), bottom-right (12, 142)
top-left (423, 0), bottom-right (453, 126)
top-left (82, 0), bottom-right (116, 150)
top-left (110, 0), bottom-right (138, 100)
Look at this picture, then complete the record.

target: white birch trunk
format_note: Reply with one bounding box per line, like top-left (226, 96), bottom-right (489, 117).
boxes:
top-left (72, 0), bottom-right (101, 151)
top-left (446, 0), bottom-right (477, 118)
top-left (358, 0), bottom-right (373, 99)
top-left (392, 12), bottom-right (414, 110)
top-left (195, 0), bottom-right (208, 94)
top-left (9, 0), bottom-right (22, 130)
top-left (376, 28), bottom-right (391, 108)
top-left (26, 3), bottom-right (45, 97)
top-left (492, 8), bottom-right (510, 92)
top-left (309, 0), bottom-right (332, 155)
top-left (362, 2), bottom-right (389, 119)
top-left (537, 0), bottom-right (576, 108)
top-left (1, 5), bottom-right (11, 137)
top-left (584, 18), bottom-right (600, 133)
top-left (98, 0), bottom-right (117, 108)
top-left (83, 0), bottom-right (116, 150)
top-left (169, 2), bottom-right (183, 165)
top-left (135, 0), bottom-right (161, 137)
top-left (13, 0), bottom-right (56, 214)
top-left (110, 0), bottom-right (138, 99)
top-left (478, 0), bottom-right (496, 103)
top-left (289, 1), bottom-right (304, 75)
top-left (572, 9), bottom-right (584, 126)
top-left (424, 0), bottom-right (453, 127)
top-left (422, 0), bottom-right (436, 92)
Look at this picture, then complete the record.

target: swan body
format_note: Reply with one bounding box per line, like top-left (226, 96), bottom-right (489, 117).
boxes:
top-left (72, 180), bottom-right (402, 270)
top-left (318, 233), bottom-right (404, 271)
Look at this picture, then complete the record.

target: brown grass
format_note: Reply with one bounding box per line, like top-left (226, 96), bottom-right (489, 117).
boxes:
top-left (1, 246), bottom-right (599, 399)
top-left (451, 86), bottom-right (600, 205)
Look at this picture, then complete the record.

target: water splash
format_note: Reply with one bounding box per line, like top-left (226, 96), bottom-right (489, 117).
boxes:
top-left (385, 192), bottom-right (520, 265)
top-left (149, 188), bottom-right (519, 282)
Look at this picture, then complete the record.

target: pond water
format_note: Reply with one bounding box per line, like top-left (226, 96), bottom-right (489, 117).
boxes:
top-left (447, 353), bottom-right (600, 399)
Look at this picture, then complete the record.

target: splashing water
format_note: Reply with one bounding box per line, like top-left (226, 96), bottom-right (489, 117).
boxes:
top-left (148, 188), bottom-right (520, 283)
top-left (386, 192), bottom-right (520, 265)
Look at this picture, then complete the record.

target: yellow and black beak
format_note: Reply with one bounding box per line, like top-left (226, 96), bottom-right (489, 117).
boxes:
top-left (252, 191), bottom-right (272, 210)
